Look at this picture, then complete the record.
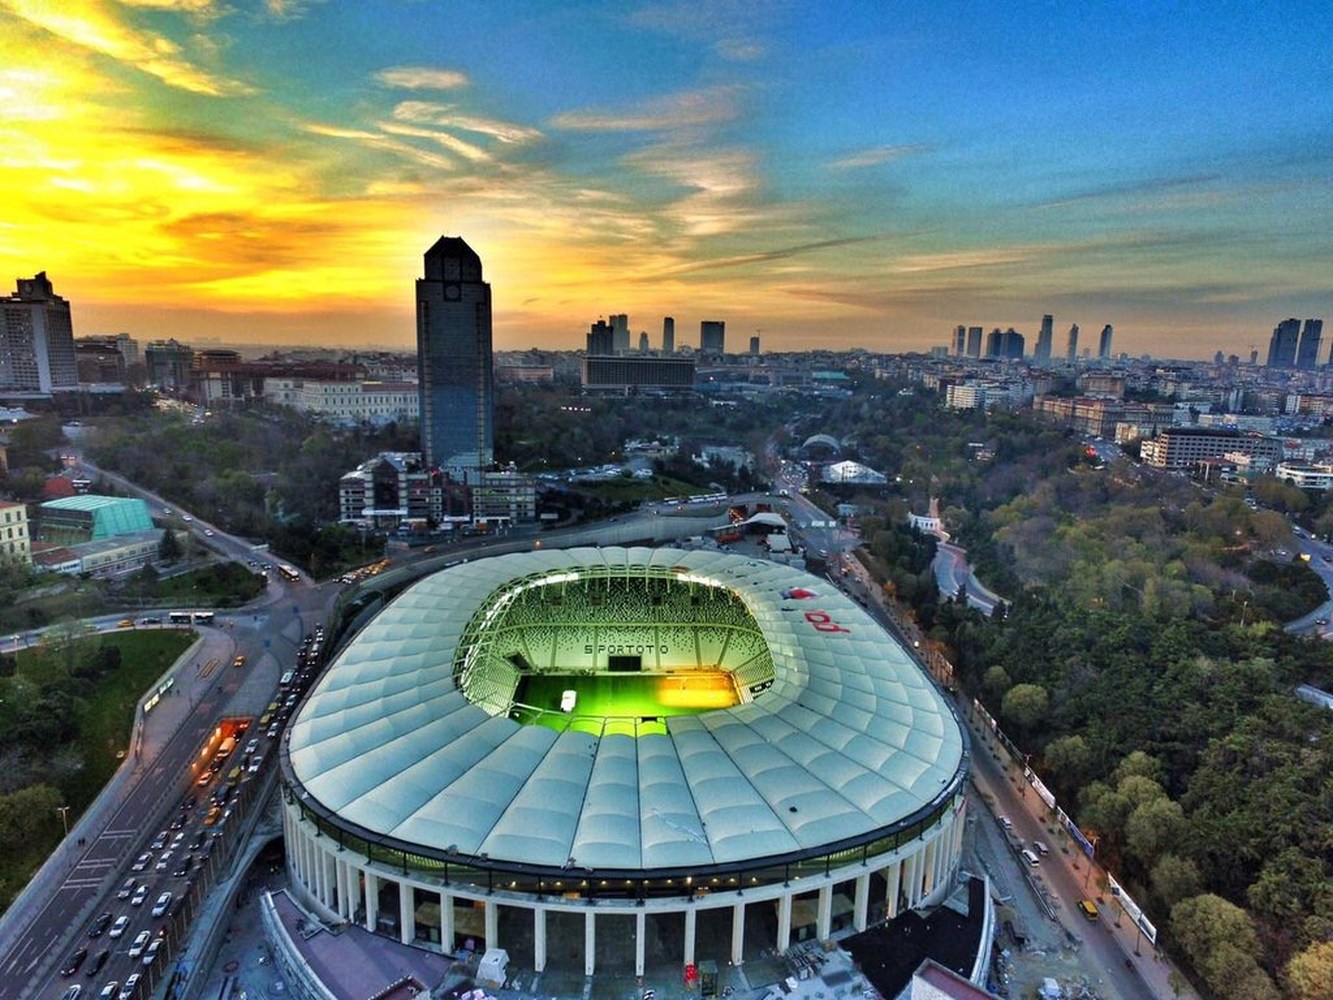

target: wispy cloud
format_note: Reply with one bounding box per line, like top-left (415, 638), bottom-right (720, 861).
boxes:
top-left (3, 0), bottom-right (254, 96)
top-left (627, 1), bottom-right (786, 62)
top-left (390, 101), bottom-right (542, 144)
top-left (1036, 173), bottom-right (1223, 210)
top-left (552, 85), bottom-right (744, 132)
top-left (375, 66), bottom-right (470, 90)
top-left (827, 145), bottom-right (928, 170)
top-left (648, 235), bottom-right (882, 277)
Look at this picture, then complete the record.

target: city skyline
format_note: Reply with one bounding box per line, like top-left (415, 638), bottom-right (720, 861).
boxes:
top-left (1, 1), bottom-right (1330, 359)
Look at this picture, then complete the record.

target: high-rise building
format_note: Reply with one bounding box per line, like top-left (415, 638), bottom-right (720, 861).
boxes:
top-left (984, 327), bottom-right (1024, 360)
top-left (953, 325), bottom-right (967, 356)
top-left (416, 236), bottom-right (493, 476)
top-left (610, 314), bottom-right (630, 354)
top-left (663, 316), bottom-right (675, 354)
top-left (700, 320), bottom-right (726, 354)
top-left (749, 334), bottom-right (760, 356)
top-left (1296, 318), bottom-right (1323, 369)
top-left (1098, 324), bottom-right (1114, 360)
top-left (1066, 324), bottom-right (1080, 363)
top-left (1034, 315), bottom-right (1054, 362)
top-left (587, 319), bottom-right (614, 355)
top-left (638, 331), bottom-right (649, 353)
top-left (144, 338), bottom-right (193, 392)
top-left (0, 272), bottom-right (79, 394)
top-left (1267, 318), bottom-right (1300, 367)
top-left (966, 326), bottom-right (983, 358)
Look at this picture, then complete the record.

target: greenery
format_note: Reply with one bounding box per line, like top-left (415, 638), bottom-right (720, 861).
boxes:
top-left (0, 629), bottom-right (194, 911)
top-left (822, 378), bottom-right (1333, 998)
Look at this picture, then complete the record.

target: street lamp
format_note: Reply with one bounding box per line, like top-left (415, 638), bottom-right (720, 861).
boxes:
top-left (55, 805), bottom-right (70, 840)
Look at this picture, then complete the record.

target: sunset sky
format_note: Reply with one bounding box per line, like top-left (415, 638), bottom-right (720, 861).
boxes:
top-left (2, 1), bottom-right (1330, 359)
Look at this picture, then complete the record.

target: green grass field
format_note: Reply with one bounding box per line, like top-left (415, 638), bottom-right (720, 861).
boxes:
top-left (515, 671), bottom-right (738, 735)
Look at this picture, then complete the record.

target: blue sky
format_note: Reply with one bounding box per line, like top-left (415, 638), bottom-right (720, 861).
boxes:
top-left (0, 0), bottom-right (1329, 358)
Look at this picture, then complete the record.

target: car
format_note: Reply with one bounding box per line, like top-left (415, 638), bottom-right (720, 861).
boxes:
top-left (1020, 848), bottom-right (1040, 866)
top-left (130, 853), bottom-right (152, 872)
top-left (171, 831), bottom-right (185, 846)
top-left (187, 833), bottom-right (205, 851)
top-left (182, 515), bottom-right (192, 522)
top-left (151, 891), bottom-right (172, 917)
top-left (127, 930), bottom-right (151, 958)
top-left (245, 738), bottom-right (259, 755)
top-left (1033, 840), bottom-right (1049, 857)
top-left (154, 850), bottom-right (173, 871)
top-left (173, 855), bottom-right (194, 877)
top-left (61, 947), bottom-right (88, 976)
top-left (232, 654), bottom-right (246, 668)
top-left (60, 986), bottom-right (82, 1000)
top-left (266, 723), bottom-right (280, 739)
top-left (98, 983), bottom-right (118, 1000)
top-left (1078, 898), bottom-right (1100, 921)
top-left (118, 975), bottom-right (141, 1000)
top-left (204, 528), bottom-right (215, 537)
top-left (108, 915), bottom-right (130, 938)
top-left (247, 755), bottom-right (263, 774)
top-left (130, 884), bottom-right (149, 906)
top-left (148, 831), bottom-right (168, 850)
top-left (115, 618), bottom-right (135, 628)
top-left (195, 769), bottom-right (212, 786)
top-left (141, 938), bottom-right (164, 967)
top-left (116, 877), bottom-right (136, 900)
top-left (88, 912), bottom-right (113, 938)
top-left (85, 949), bottom-right (109, 977)
top-left (998, 816), bottom-right (1012, 830)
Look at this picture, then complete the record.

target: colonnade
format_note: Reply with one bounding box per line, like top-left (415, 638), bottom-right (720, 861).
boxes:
top-left (282, 795), bottom-right (967, 976)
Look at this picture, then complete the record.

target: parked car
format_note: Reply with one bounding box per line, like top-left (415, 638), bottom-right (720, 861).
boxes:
top-left (117, 975), bottom-right (141, 1000)
top-left (141, 938), bottom-right (164, 967)
top-left (127, 931), bottom-right (151, 958)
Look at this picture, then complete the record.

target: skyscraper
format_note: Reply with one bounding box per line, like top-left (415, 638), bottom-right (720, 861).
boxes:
top-left (749, 334), bottom-right (760, 356)
top-left (1296, 318), bottom-right (1323, 369)
top-left (1267, 318), bottom-right (1300, 367)
top-left (416, 237), bottom-right (493, 476)
top-left (638, 331), bottom-right (649, 353)
top-left (0, 272), bottom-right (78, 393)
top-left (663, 316), bottom-right (675, 354)
top-left (610, 314), bottom-right (630, 354)
top-left (954, 325), bottom-right (967, 356)
top-left (1066, 323), bottom-right (1080, 363)
top-left (966, 326), bottom-right (983, 358)
top-left (1098, 324), bottom-right (1114, 360)
top-left (700, 320), bottom-right (725, 354)
top-left (1034, 314), bottom-right (1054, 362)
top-left (587, 319), bottom-right (614, 355)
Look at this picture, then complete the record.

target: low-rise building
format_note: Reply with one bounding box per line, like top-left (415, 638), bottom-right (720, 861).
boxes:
top-left (0, 501), bottom-right (32, 564)
top-left (1276, 462), bottom-right (1333, 490)
top-left (1139, 427), bottom-right (1282, 470)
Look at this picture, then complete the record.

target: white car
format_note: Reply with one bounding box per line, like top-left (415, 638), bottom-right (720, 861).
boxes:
top-left (130, 884), bottom-right (148, 906)
top-left (108, 915), bottom-right (130, 938)
top-left (1021, 848), bottom-right (1040, 866)
top-left (117, 975), bottom-right (141, 1000)
top-left (154, 850), bottom-right (173, 871)
top-left (127, 930), bottom-right (151, 958)
top-left (98, 984), bottom-right (118, 1000)
top-left (130, 853), bottom-right (151, 873)
top-left (151, 891), bottom-right (172, 917)
top-left (141, 938), bottom-right (164, 966)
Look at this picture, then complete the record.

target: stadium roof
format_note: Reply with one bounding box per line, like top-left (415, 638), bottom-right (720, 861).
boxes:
top-left (287, 547), bottom-right (966, 874)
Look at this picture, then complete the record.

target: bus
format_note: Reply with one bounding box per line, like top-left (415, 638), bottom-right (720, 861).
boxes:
top-left (277, 565), bottom-right (301, 582)
top-left (169, 610), bottom-right (216, 625)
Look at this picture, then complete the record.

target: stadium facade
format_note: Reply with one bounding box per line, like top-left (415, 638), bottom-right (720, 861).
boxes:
top-left (280, 547), bottom-right (968, 975)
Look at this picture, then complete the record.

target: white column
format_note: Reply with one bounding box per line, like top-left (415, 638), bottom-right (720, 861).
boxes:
top-left (534, 908), bottom-right (547, 972)
top-left (400, 880), bottom-right (414, 945)
top-left (584, 910), bottom-right (597, 977)
top-left (364, 871), bottom-right (378, 932)
top-left (635, 911), bottom-right (646, 978)
top-left (335, 860), bottom-right (348, 919)
top-left (730, 902), bottom-right (745, 966)
top-left (485, 899), bottom-right (498, 951)
top-left (816, 885), bottom-right (832, 941)
top-left (776, 893), bottom-right (792, 952)
top-left (886, 860), bottom-right (902, 919)
top-left (683, 908), bottom-right (697, 965)
top-left (921, 840), bottom-right (936, 897)
top-left (441, 892), bottom-right (454, 954)
top-left (853, 873), bottom-right (869, 933)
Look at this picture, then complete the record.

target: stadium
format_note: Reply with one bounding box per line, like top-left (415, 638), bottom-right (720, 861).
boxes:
top-left (279, 546), bottom-right (969, 977)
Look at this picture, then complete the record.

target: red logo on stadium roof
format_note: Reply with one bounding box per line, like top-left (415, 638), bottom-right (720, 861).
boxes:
top-left (782, 587), bottom-right (819, 599)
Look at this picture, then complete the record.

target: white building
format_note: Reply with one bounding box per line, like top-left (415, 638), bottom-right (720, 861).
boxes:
top-left (267, 378), bottom-right (419, 426)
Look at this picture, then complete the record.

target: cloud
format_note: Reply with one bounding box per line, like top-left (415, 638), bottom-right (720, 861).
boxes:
top-left (375, 66), bottom-right (470, 90)
top-left (1036, 173), bottom-right (1224, 210)
top-left (552, 85), bottom-right (743, 132)
top-left (827, 145), bottom-right (929, 170)
top-left (3, 0), bottom-right (254, 96)
top-left (303, 121), bottom-right (457, 171)
top-left (648, 235), bottom-right (882, 277)
top-left (390, 101), bottom-right (542, 144)
top-left (378, 121), bottom-right (491, 163)
top-left (626, 1), bottom-right (785, 62)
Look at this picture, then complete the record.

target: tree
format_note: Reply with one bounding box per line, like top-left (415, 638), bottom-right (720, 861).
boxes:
top-left (1000, 682), bottom-right (1048, 730)
top-left (982, 665), bottom-right (1011, 702)
top-left (157, 527), bottom-right (181, 564)
top-left (1124, 796), bottom-right (1185, 867)
top-left (1151, 854), bottom-right (1203, 909)
top-left (1171, 894), bottom-right (1277, 1000)
top-left (1285, 941), bottom-right (1333, 1000)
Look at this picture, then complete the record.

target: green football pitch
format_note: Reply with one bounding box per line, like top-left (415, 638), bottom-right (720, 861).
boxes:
top-left (515, 671), bottom-right (738, 734)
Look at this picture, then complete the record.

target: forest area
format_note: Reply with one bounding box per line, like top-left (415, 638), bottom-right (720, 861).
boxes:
top-left (818, 380), bottom-right (1333, 1000)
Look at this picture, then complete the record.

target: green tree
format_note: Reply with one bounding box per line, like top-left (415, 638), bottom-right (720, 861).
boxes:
top-left (1151, 853), bottom-right (1203, 909)
top-left (982, 665), bottom-right (1011, 702)
top-left (1000, 682), bottom-right (1048, 731)
top-left (1171, 894), bottom-right (1277, 1000)
top-left (158, 528), bottom-right (182, 563)
top-left (1124, 796), bottom-right (1185, 867)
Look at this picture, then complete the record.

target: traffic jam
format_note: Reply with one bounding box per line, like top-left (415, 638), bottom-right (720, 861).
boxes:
top-left (55, 626), bottom-right (324, 1000)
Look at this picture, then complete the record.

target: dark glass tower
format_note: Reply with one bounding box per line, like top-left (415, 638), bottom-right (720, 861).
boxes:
top-left (416, 237), bottom-right (493, 476)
